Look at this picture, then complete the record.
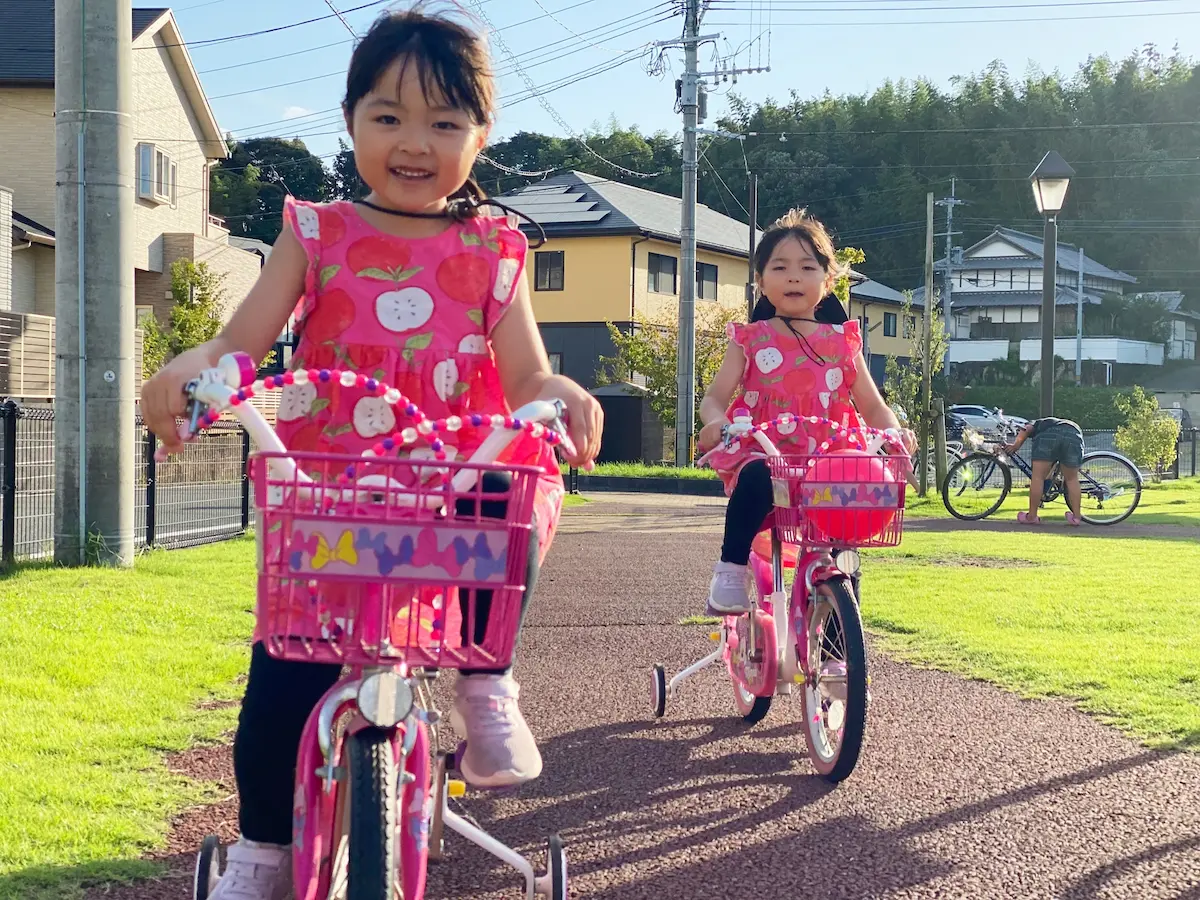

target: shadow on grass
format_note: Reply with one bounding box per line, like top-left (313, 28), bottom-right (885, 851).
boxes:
top-left (0, 858), bottom-right (164, 900)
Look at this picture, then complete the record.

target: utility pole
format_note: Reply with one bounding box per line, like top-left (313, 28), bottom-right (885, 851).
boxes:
top-left (919, 192), bottom-right (935, 497)
top-left (658, 1), bottom-right (765, 466)
top-left (55, 0), bottom-right (135, 565)
top-left (746, 173), bottom-right (758, 321)
top-left (1075, 245), bottom-right (1084, 386)
top-left (934, 177), bottom-right (964, 361)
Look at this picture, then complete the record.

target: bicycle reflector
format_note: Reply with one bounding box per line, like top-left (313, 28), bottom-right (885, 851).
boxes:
top-left (357, 671), bottom-right (415, 728)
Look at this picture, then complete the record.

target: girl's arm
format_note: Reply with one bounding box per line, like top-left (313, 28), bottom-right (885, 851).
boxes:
top-left (697, 342), bottom-right (745, 451)
top-left (490, 278), bottom-right (603, 467)
top-left (140, 225), bottom-right (306, 451)
top-left (849, 350), bottom-right (916, 452)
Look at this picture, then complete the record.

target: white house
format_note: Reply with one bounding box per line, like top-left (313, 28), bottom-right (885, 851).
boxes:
top-left (0, 3), bottom-right (260, 397)
top-left (913, 226), bottom-right (1193, 369)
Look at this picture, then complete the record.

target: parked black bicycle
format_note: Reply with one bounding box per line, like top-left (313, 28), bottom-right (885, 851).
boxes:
top-left (942, 430), bottom-right (1143, 525)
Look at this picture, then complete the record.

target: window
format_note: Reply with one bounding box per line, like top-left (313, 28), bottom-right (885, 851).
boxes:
top-left (534, 250), bottom-right (564, 291)
top-left (647, 252), bottom-right (677, 294)
top-left (136, 142), bottom-right (177, 206)
top-left (547, 352), bottom-right (563, 375)
top-left (696, 262), bottom-right (718, 300)
top-left (135, 305), bottom-right (156, 326)
top-left (883, 312), bottom-right (897, 337)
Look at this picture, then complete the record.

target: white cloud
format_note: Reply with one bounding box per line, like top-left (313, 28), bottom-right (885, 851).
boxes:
top-left (282, 106), bottom-right (313, 120)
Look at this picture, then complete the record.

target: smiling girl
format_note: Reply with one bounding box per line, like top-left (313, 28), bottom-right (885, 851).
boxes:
top-left (697, 209), bottom-right (915, 614)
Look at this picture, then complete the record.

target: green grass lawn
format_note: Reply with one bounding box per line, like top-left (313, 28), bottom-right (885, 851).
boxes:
top-left (863, 527), bottom-right (1200, 749)
top-left (0, 544), bottom-right (257, 899)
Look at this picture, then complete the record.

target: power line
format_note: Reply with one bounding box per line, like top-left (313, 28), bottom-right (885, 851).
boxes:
top-left (134, 0), bottom-right (393, 50)
top-left (707, 6), bottom-right (1200, 24)
top-left (745, 120), bottom-right (1200, 136)
top-left (711, 0), bottom-right (1192, 11)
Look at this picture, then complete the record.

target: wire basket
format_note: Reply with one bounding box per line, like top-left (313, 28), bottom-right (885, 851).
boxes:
top-left (767, 452), bottom-right (907, 548)
top-left (251, 451), bottom-right (542, 670)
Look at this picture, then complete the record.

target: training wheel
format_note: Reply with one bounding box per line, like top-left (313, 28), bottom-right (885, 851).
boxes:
top-left (193, 835), bottom-right (220, 900)
top-left (651, 664), bottom-right (667, 719)
top-left (535, 834), bottom-right (567, 900)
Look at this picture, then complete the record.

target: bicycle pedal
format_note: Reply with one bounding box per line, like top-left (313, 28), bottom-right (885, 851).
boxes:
top-left (446, 779), bottom-right (466, 798)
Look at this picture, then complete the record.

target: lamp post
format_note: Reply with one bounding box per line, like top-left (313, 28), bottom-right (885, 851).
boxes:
top-left (1029, 151), bottom-right (1075, 417)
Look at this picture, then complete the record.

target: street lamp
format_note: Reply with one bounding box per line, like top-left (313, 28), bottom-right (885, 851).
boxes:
top-left (1029, 150), bottom-right (1075, 416)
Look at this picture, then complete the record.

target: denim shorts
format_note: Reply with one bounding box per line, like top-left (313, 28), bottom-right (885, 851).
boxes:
top-left (1030, 423), bottom-right (1084, 468)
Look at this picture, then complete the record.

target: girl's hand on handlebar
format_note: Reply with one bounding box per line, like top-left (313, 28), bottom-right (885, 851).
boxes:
top-left (898, 428), bottom-right (918, 456)
top-left (140, 345), bottom-right (221, 454)
top-left (537, 376), bottom-right (602, 467)
top-left (698, 418), bottom-right (730, 453)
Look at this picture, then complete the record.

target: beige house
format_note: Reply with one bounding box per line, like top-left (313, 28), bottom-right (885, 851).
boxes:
top-left (0, 3), bottom-right (259, 397)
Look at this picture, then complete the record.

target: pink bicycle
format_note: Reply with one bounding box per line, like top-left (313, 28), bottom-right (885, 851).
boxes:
top-left (651, 412), bottom-right (908, 782)
top-left (179, 353), bottom-right (569, 900)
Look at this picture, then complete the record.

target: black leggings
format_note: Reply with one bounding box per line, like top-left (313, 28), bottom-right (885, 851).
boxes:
top-left (720, 459), bottom-right (862, 597)
top-left (234, 472), bottom-right (539, 844)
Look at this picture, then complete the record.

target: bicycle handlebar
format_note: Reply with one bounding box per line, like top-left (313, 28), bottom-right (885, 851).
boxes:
top-left (697, 412), bottom-right (908, 468)
top-left (158, 352), bottom-right (579, 505)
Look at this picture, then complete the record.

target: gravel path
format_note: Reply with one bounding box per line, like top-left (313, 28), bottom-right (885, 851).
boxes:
top-left (81, 494), bottom-right (1200, 899)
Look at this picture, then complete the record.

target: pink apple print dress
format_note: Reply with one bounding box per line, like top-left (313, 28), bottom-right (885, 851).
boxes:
top-left (267, 198), bottom-right (564, 633)
top-left (709, 319), bottom-right (867, 495)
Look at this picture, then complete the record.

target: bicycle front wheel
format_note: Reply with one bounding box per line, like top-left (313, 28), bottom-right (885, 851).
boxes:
top-left (1077, 451), bottom-right (1142, 525)
top-left (942, 452), bottom-right (1011, 520)
top-left (347, 728), bottom-right (400, 900)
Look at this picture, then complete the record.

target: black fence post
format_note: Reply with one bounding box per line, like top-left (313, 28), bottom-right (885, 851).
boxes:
top-left (241, 427), bottom-right (251, 532)
top-left (2, 401), bottom-right (17, 566)
top-left (145, 427), bottom-right (157, 548)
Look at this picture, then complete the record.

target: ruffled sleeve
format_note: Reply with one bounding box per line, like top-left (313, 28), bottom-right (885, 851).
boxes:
top-left (282, 196), bottom-right (325, 329)
top-left (840, 318), bottom-right (863, 357)
top-left (480, 216), bottom-right (529, 336)
top-left (725, 320), bottom-right (754, 351)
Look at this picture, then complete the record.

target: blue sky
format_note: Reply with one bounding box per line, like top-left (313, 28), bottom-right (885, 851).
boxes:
top-left (172, 0), bottom-right (1200, 164)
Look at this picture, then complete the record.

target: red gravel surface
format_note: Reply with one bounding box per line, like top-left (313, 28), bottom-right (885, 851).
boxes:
top-left (80, 495), bottom-right (1200, 899)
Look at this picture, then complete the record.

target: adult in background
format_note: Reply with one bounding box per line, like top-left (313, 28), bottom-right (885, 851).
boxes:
top-left (1004, 417), bottom-right (1085, 526)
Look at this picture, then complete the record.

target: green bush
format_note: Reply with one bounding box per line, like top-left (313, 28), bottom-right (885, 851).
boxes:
top-left (1115, 386), bottom-right (1181, 481)
top-left (947, 385), bottom-right (1127, 429)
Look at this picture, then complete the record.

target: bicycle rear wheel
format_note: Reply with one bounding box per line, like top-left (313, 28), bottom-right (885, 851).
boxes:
top-left (799, 578), bottom-right (868, 783)
top-left (346, 728), bottom-right (400, 900)
top-left (942, 452), bottom-right (1011, 520)
top-left (1077, 451), bottom-right (1142, 525)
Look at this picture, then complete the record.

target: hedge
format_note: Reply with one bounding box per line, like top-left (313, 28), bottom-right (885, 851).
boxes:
top-left (947, 385), bottom-right (1129, 429)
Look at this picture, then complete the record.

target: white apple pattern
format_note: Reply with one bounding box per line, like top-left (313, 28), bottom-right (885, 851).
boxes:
top-left (432, 359), bottom-right (459, 402)
top-left (777, 417), bottom-right (797, 436)
top-left (457, 334), bottom-right (487, 355)
top-left (826, 367), bottom-right (845, 391)
top-left (494, 258), bottom-right (520, 301)
top-left (807, 436), bottom-right (818, 454)
top-left (277, 382), bottom-right (317, 423)
top-left (754, 346), bottom-right (784, 374)
top-left (293, 205), bottom-right (320, 241)
top-left (375, 287), bottom-right (434, 333)
top-left (743, 390), bottom-right (760, 408)
top-left (831, 323), bottom-right (844, 334)
top-left (819, 392), bottom-right (831, 408)
top-left (352, 396), bottom-right (396, 439)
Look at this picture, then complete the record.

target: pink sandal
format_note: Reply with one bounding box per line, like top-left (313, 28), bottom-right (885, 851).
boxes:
top-left (1065, 511), bottom-right (1082, 526)
top-left (1017, 511), bottom-right (1041, 525)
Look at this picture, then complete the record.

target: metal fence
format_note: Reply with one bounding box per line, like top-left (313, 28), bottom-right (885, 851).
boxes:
top-left (997, 428), bottom-right (1197, 488)
top-left (0, 401), bottom-right (250, 563)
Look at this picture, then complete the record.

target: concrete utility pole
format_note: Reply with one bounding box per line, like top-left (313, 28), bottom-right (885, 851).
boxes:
top-left (673, 0), bottom-right (701, 468)
top-left (1075, 245), bottom-right (1084, 386)
top-left (55, 0), bottom-right (135, 565)
top-left (919, 192), bottom-right (935, 497)
top-left (935, 176), bottom-right (965, 332)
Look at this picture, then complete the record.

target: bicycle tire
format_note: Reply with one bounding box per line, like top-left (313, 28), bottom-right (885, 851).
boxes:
top-left (1078, 451), bottom-right (1143, 525)
top-left (942, 452), bottom-right (1011, 521)
top-left (346, 728), bottom-right (400, 900)
top-left (800, 578), bottom-right (867, 783)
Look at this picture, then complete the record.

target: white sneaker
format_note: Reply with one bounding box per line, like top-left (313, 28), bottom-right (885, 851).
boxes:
top-left (707, 561), bottom-right (752, 615)
top-left (450, 673), bottom-right (543, 787)
top-left (208, 838), bottom-right (292, 900)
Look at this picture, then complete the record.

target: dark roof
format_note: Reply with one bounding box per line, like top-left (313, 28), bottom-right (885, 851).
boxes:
top-left (963, 227), bottom-right (1137, 284)
top-left (497, 171), bottom-right (761, 257)
top-left (0, 4), bottom-right (167, 84)
top-left (11, 210), bottom-right (55, 244)
top-left (851, 277), bottom-right (912, 307)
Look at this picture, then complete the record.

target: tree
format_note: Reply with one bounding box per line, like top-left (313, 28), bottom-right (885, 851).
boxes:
top-left (210, 137), bottom-right (331, 242)
top-left (331, 138), bottom-right (369, 201)
top-left (142, 260), bottom-right (228, 378)
top-left (884, 292), bottom-right (949, 438)
top-left (1115, 385), bottom-right (1181, 480)
top-left (597, 303), bottom-right (745, 438)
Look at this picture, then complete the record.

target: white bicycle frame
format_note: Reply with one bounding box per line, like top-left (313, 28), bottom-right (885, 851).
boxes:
top-left (178, 356), bottom-right (570, 900)
top-left (666, 416), bottom-right (900, 704)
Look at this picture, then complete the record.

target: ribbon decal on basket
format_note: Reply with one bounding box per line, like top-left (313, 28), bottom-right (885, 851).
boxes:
top-left (311, 531), bottom-right (358, 570)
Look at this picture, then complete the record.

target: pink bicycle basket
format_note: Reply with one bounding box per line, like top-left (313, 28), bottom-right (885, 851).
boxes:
top-left (251, 451), bottom-right (542, 670)
top-left (767, 452), bottom-right (907, 548)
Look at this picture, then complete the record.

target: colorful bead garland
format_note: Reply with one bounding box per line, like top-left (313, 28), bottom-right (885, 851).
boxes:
top-left (197, 367), bottom-right (565, 484)
top-left (732, 413), bottom-right (898, 471)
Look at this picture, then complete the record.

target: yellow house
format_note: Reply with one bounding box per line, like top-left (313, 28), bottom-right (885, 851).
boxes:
top-left (498, 171), bottom-right (915, 390)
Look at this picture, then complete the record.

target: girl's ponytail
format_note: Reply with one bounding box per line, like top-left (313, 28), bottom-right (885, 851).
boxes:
top-left (446, 176), bottom-right (487, 219)
top-left (750, 295), bottom-right (776, 322)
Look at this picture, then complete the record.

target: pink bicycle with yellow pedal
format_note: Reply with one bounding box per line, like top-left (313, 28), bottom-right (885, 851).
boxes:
top-left (179, 353), bottom-right (569, 900)
top-left (652, 412), bottom-right (908, 783)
